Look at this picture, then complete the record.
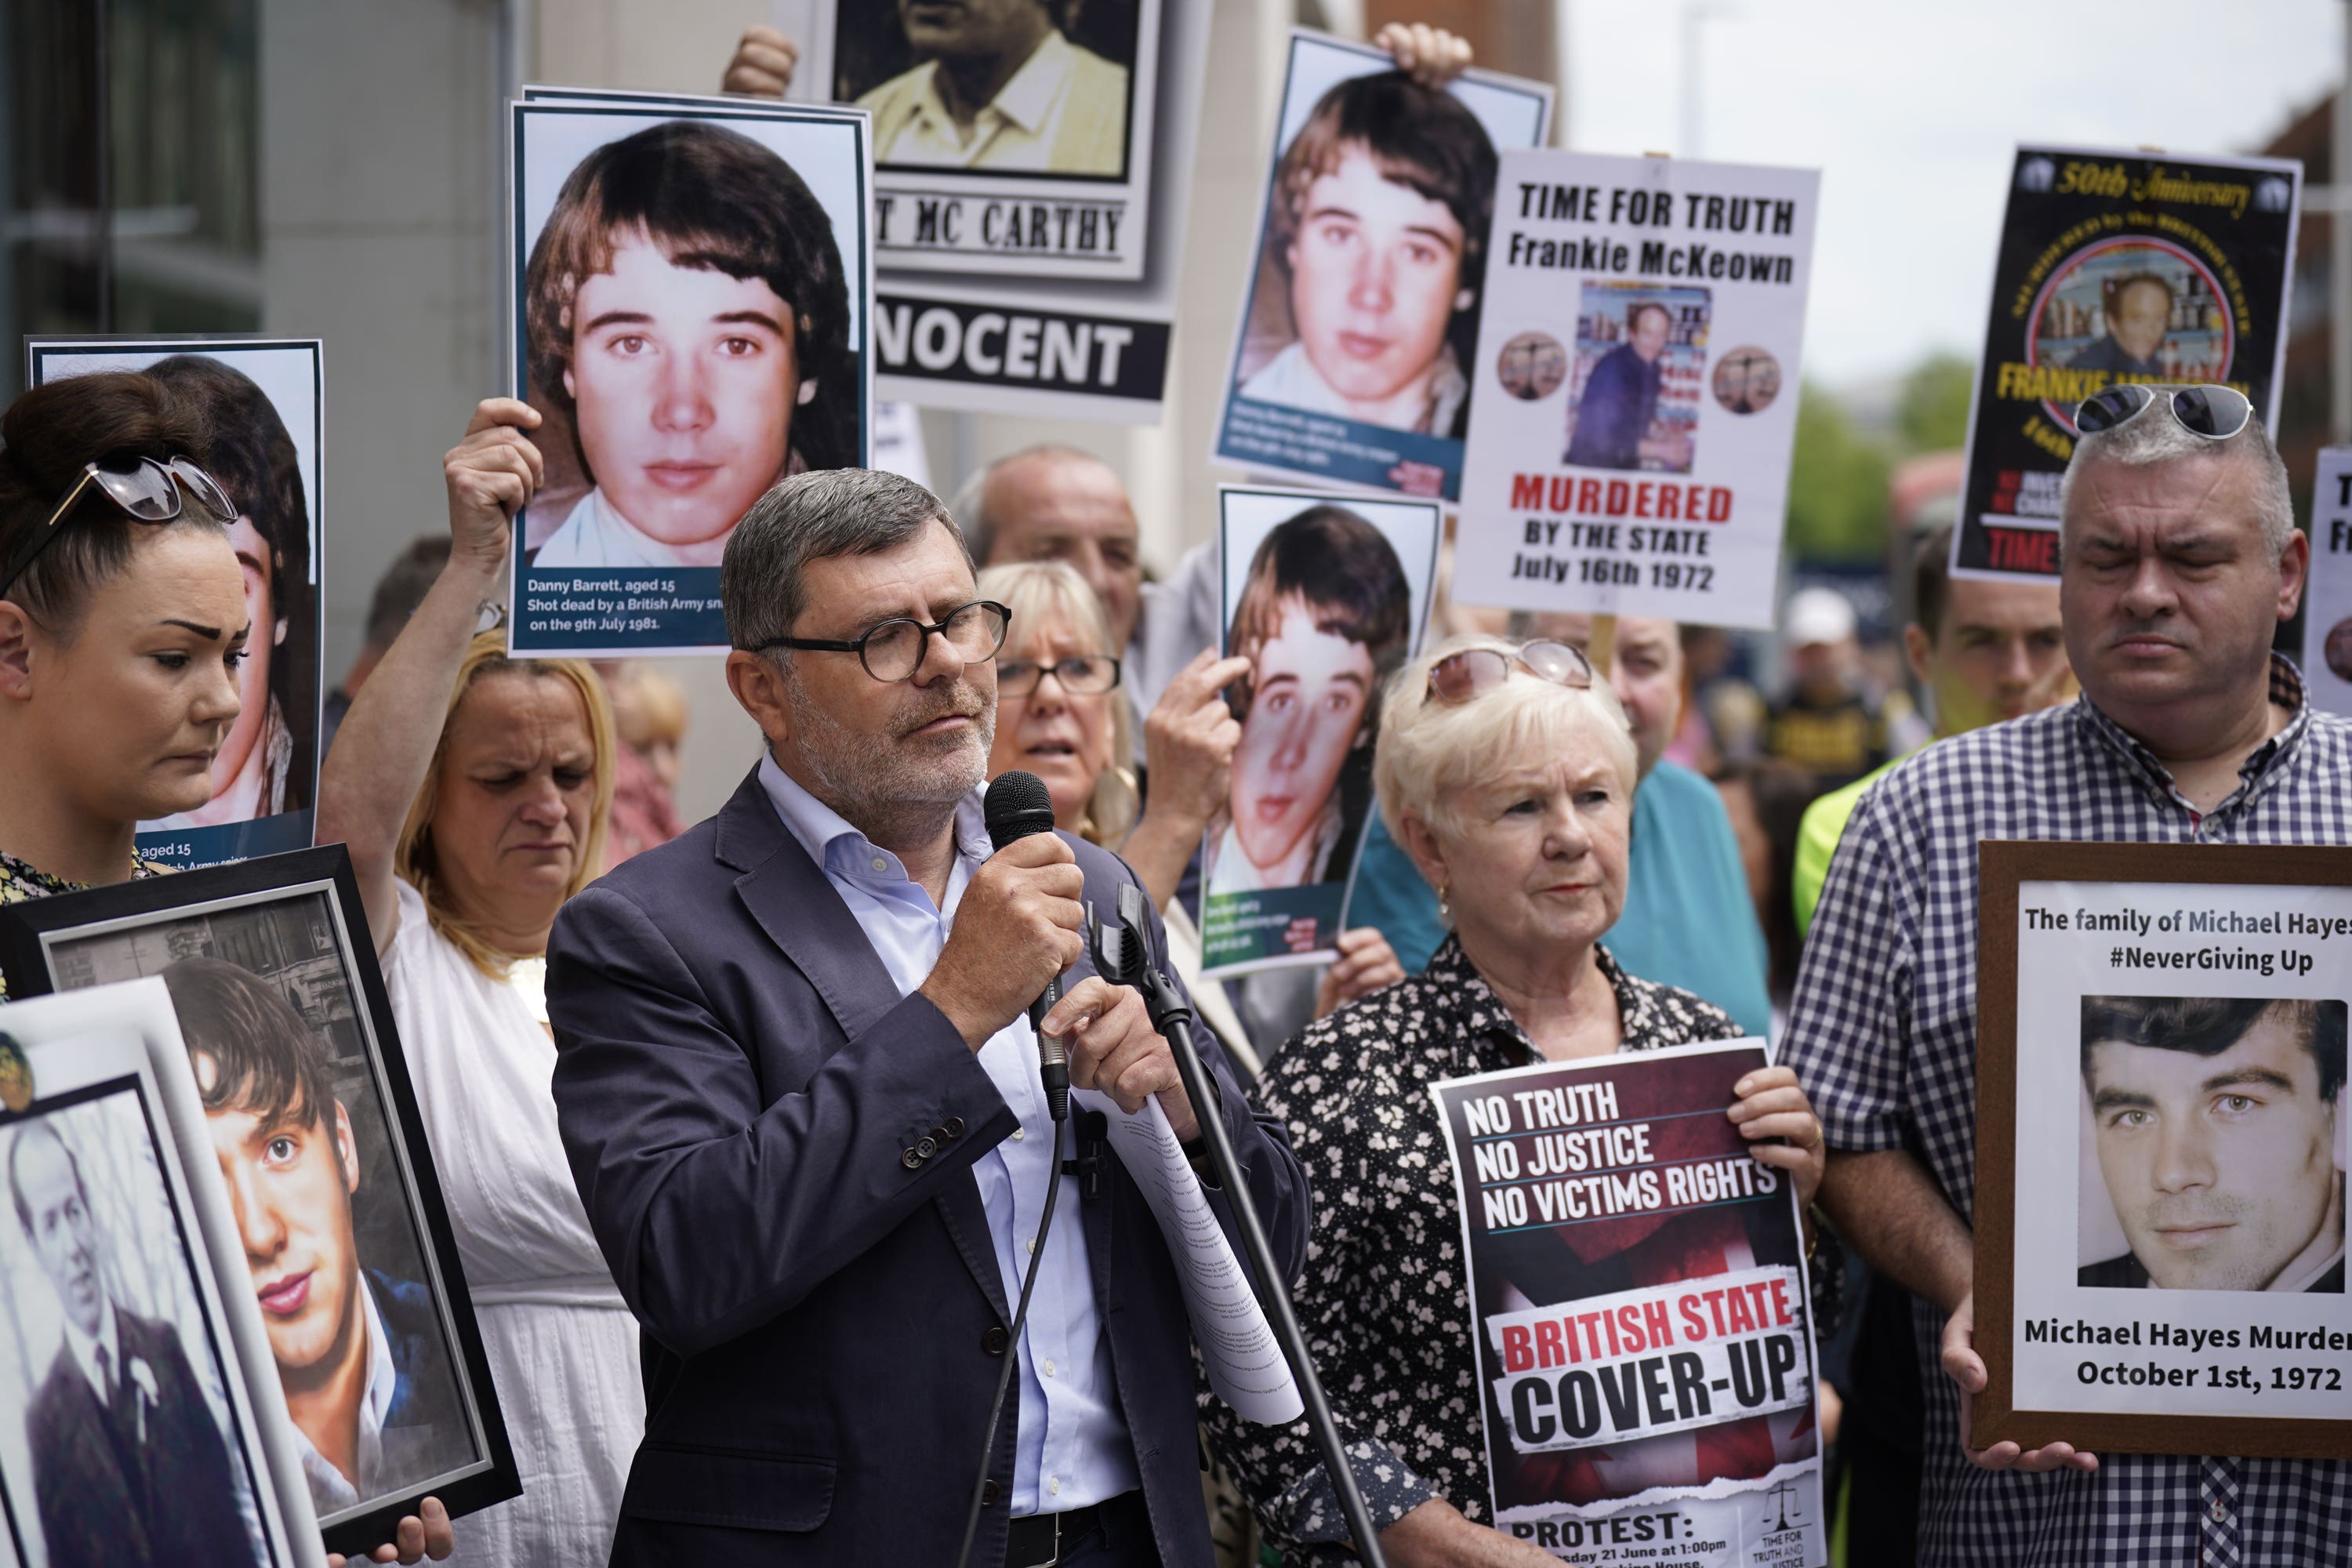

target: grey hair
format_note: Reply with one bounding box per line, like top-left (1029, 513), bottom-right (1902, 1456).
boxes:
top-left (946, 443), bottom-right (1116, 566)
top-left (721, 468), bottom-right (968, 653)
top-left (2060, 392), bottom-right (2295, 558)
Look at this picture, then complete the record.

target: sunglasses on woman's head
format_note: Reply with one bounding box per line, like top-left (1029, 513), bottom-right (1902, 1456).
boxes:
top-left (1427, 639), bottom-right (1595, 704)
top-left (2073, 383), bottom-right (2254, 441)
top-left (1, 456), bottom-right (239, 595)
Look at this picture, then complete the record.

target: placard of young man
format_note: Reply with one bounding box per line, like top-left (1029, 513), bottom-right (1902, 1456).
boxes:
top-left (1782, 383), bottom-right (2352, 1565)
top-left (507, 96), bottom-right (871, 655)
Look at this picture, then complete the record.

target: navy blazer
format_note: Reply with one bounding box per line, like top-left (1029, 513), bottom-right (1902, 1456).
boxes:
top-left (547, 769), bottom-right (1312, 1567)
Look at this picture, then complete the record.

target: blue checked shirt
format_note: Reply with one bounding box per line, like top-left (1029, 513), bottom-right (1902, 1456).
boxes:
top-left (1783, 656), bottom-right (2352, 1568)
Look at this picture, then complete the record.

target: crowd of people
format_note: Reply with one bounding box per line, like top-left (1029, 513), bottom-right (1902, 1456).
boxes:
top-left (0, 17), bottom-right (2343, 1568)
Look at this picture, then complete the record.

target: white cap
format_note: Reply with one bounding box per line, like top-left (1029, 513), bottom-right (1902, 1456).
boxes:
top-left (1784, 587), bottom-right (1857, 648)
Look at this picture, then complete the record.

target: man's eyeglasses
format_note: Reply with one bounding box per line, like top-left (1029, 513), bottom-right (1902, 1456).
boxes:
top-left (1427, 639), bottom-right (1595, 704)
top-left (2074, 383), bottom-right (2254, 442)
top-left (998, 653), bottom-right (1120, 697)
top-left (2, 456), bottom-right (239, 594)
top-left (760, 600), bottom-right (1011, 683)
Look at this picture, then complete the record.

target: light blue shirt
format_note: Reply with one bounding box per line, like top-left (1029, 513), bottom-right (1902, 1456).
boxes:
top-left (758, 755), bottom-right (1138, 1515)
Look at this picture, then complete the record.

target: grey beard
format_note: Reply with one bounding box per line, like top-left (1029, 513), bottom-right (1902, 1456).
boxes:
top-left (784, 673), bottom-right (995, 848)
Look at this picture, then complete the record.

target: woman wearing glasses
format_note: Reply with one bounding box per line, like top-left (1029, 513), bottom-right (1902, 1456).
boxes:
top-left (975, 559), bottom-right (1262, 1067)
top-left (1203, 634), bottom-right (1829, 1568)
top-left (318, 398), bottom-right (642, 1567)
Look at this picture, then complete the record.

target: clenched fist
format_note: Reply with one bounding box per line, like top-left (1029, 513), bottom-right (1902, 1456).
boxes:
top-left (920, 833), bottom-right (1085, 1047)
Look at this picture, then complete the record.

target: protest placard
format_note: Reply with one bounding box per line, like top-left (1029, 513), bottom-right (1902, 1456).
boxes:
top-left (785, 1), bottom-right (1211, 422)
top-left (2303, 448), bottom-right (2352, 719)
top-left (1211, 30), bottom-right (1552, 500)
top-left (800, 0), bottom-right (1161, 282)
top-left (506, 93), bottom-right (872, 655)
top-left (1976, 840), bottom-right (2352, 1460)
top-left (28, 337), bottom-right (325, 869)
top-left (1430, 1042), bottom-right (1824, 1566)
top-left (1953, 147), bottom-right (2300, 580)
top-left (1447, 154), bottom-right (1820, 630)
top-left (1198, 485), bottom-right (1437, 979)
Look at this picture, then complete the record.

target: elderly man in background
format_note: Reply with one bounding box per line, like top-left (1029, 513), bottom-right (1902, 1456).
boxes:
top-left (1352, 612), bottom-right (1772, 1036)
top-left (1784, 383), bottom-right (2352, 1566)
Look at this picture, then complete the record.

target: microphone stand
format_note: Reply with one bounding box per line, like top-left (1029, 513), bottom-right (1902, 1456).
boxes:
top-left (1095, 899), bottom-right (1390, 1568)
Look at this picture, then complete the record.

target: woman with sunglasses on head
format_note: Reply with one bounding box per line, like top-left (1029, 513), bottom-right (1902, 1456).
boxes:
top-left (318, 398), bottom-right (643, 1567)
top-left (0, 374), bottom-right (456, 1565)
top-left (1202, 633), bottom-right (1831, 1568)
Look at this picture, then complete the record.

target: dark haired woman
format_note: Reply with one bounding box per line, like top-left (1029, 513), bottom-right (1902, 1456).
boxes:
top-left (0, 372), bottom-right (452, 1564)
top-left (143, 353), bottom-right (318, 829)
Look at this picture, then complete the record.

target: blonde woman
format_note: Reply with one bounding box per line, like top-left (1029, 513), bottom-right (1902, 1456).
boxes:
top-left (318, 399), bottom-right (642, 1566)
top-left (975, 559), bottom-right (1259, 1068)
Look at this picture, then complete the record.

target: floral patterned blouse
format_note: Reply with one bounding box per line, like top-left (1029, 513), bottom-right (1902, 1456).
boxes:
top-left (1200, 935), bottom-right (1744, 1564)
top-left (0, 850), bottom-right (167, 1000)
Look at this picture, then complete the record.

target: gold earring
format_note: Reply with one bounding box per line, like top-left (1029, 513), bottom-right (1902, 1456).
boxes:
top-left (1437, 883), bottom-right (1452, 921)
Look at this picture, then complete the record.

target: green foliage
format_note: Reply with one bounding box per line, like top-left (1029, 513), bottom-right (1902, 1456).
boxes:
top-left (1784, 380), bottom-right (1893, 563)
top-left (1784, 354), bottom-right (1975, 564)
top-left (1896, 352), bottom-right (1976, 453)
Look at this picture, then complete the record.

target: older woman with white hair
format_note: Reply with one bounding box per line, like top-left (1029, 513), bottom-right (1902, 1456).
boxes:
top-left (1203, 633), bottom-right (1828, 1568)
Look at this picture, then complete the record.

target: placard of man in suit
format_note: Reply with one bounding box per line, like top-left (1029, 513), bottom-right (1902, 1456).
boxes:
top-left (11, 1119), bottom-right (257, 1568)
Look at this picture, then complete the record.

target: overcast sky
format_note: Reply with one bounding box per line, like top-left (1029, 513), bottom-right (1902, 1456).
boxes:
top-left (1564, 0), bottom-right (2344, 390)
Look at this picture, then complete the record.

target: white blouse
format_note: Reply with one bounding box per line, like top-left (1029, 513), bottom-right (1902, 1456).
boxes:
top-left (383, 877), bottom-right (642, 1566)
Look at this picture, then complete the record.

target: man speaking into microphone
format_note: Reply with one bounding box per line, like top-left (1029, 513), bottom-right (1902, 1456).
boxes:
top-left (545, 467), bottom-right (1309, 1566)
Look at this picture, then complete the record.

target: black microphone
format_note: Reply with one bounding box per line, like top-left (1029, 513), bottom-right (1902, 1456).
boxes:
top-left (982, 771), bottom-right (1069, 1123)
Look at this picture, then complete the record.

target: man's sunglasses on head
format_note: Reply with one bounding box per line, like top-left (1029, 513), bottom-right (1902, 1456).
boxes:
top-left (2074, 383), bottom-right (2254, 441)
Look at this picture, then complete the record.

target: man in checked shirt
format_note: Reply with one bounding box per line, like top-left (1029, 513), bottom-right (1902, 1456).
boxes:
top-left (1783, 383), bottom-right (2352, 1568)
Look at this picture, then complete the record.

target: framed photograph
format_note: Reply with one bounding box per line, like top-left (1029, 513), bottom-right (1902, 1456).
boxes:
top-left (508, 92), bottom-right (873, 655)
top-left (1976, 840), bottom-right (2352, 1460)
top-left (0, 978), bottom-right (323, 1568)
top-left (1211, 29), bottom-right (1552, 502)
top-left (0, 849), bottom-right (519, 1553)
top-left (25, 337), bottom-right (325, 872)
top-left (1199, 484), bottom-right (1439, 979)
top-left (800, 0), bottom-right (1163, 281)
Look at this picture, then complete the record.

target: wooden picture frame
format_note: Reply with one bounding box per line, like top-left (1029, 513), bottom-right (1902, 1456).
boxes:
top-left (0, 848), bottom-right (519, 1555)
top-left (1976, 839), bottom-right (2352, 1460)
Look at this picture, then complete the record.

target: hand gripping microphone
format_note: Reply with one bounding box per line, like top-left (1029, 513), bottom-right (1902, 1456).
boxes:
top-left (982, 771), bottom-right (1069, 1123)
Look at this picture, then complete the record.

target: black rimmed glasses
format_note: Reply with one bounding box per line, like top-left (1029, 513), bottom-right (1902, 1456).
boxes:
top-left (1427, 638), bottom-right (1595, 704)
top-left (2074, 383), bottom-right (2255, 441)
top-left (997, 653), bottom-right (1120, 697)
top-left (761, 599), bottom-right (1011, 683)
top-left (2, 455), bottom-right (240, 594)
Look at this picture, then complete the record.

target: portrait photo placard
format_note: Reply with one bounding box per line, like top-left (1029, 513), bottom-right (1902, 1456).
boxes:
top-left (1211, 30), bottom-right (1552, 501)
top-left (1448, 153), bottom-right (1820, 631)
top-left (508, 93), bottom-right (873, 655)
top-left (0, 848), bottom-right (520, 1553)
top-left (26, 337), bottom-right (325, 871)
top-left (2302, 447), bottom-right (2352, 720)
top-left (1976, 840), bottom-right (2352, 1460)
top-left (1198, 484), bottom-right (1438, 980)
top-left (801, 0), bottom-right (1163, 281)
top-left (0, 978), bottom-right (322, 1568)
top-left (1951, 146), bottom-right (2301, 582)
top-left (1429, 1041), bottom-right (1825, 1567)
